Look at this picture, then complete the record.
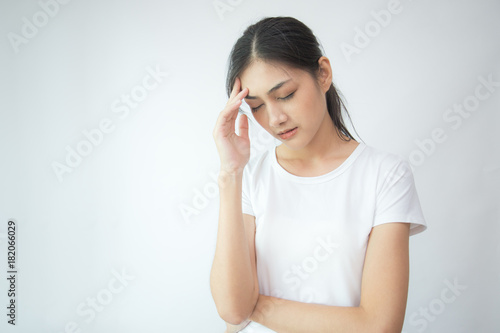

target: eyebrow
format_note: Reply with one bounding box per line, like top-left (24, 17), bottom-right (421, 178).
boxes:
top-left (245, 79), bottom-right (292, 100)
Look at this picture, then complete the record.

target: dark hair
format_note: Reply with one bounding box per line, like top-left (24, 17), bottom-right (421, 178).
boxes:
top-left (226, 16), bottom-right (362, 143)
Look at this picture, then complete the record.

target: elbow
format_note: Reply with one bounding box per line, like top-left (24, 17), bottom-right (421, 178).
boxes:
top-left (212, 299), bottom-right (249, 325)
top-left (219, 311), bottom-right (250, 326)
top-left (215, 295), bottom-right (257, 326)
top-left (212, 282), bottom-right (259, 326)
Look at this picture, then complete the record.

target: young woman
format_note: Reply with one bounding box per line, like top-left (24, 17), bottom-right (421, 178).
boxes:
top-left (210, 16), bottom-right (427, 333)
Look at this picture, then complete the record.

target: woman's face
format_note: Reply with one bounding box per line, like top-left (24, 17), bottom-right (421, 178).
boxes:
top-left (240, 58), bottom-right (332, 151)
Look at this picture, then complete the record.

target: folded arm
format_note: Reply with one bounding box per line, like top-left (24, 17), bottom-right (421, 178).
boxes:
top-left (249, 222), bottom-right (411, 333)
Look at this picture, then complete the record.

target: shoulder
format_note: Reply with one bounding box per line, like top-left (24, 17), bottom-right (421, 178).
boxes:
top-left (357, 143), bottom-right (414, 187)
top-left (360, 143), bottom-right (408, 168)
top-left (359, 143), bottom-right (410, 170)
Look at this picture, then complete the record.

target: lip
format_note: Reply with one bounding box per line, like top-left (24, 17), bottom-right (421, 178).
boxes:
top-left (278, 127), bottom-right (298, 140)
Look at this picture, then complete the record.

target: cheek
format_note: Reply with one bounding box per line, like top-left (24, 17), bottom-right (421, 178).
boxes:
top-left (307, 89), bottom-right (327, 115)
top-left (253, 115), bottom-right (269, 131)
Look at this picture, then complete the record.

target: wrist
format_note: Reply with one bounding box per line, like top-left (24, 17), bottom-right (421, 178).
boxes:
top-left (218, 169), bottom-right (243, 184)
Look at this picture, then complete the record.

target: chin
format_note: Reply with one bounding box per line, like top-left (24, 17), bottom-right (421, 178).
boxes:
top-left (279, 141), bottom-right (304, 150)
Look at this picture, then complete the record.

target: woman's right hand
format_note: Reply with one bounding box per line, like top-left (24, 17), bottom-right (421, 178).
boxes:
top-left (212, 77), bottom-right (251, 176)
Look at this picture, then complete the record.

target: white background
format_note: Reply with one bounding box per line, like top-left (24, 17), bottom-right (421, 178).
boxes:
top-left (0, 0), bottom-right (499, 332)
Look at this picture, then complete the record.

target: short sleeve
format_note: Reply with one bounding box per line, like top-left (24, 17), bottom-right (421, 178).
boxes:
top-left (241, 164), bottom-right (255, 217)
top-left (373, 158), bottom-right (427, 236)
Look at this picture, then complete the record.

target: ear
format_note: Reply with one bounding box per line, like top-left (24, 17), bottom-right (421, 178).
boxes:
top-left (317, 56), bottom-right (333, 94)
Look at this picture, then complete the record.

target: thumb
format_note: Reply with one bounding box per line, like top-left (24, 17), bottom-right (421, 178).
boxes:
top-left (237, 113), bottom-right (249, 140)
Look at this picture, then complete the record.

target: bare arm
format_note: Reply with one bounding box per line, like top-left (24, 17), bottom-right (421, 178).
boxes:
top-left (210, 77), bottom-right (258, 325)
top-left (210, 173), bottom-right (259, 325)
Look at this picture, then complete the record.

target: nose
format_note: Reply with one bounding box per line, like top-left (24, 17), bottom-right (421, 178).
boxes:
top-left (268, 105), bottom-right (287, 129)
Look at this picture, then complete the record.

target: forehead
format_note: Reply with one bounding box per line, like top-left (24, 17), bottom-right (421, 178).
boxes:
top-left (240, 60), bottom-right (300, 92)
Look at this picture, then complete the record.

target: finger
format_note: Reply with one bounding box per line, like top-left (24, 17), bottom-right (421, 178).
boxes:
top-left (235, 86), bottom-right (249, 100)
top-left (227, 100), bottom-right (241, 133)
top-left (238, 113), bottom-right (249, 141)
top-left (226, 87), bottom-right (248, 113)
top-left (228, 79), bottom-right (249, 106)
top-left (228, 77), bottom-right (241, 101)
top-left (222, 99), bottom-right (241, 119)
top-left (227, 78), bottom-right (249, 109)
top-left (215, 99), bottom-right (241, 134)
top-left (219, 97), bottom-right (241, 119)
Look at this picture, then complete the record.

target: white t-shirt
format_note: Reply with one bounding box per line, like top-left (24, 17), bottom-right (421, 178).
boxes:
top-left (239, 141), bottom-right (427, 333)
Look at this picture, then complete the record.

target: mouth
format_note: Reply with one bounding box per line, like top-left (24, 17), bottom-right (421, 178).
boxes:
top-left (278, 127), bottom-right (297, 135)
top-left (278, 127), bottom-right (298, 139)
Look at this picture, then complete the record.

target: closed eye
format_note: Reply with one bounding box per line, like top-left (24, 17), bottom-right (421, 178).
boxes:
top-left (279, 91), bottom-right (295, 100)
top-left (251, 91), bottom-right (295, 113)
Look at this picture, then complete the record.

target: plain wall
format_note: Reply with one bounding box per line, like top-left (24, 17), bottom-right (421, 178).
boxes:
top-left (0, 0), bottom-right (499, 332)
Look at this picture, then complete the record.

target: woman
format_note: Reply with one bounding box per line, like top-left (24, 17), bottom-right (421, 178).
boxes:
top-left (210, 16), bottom-right (427, 333)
